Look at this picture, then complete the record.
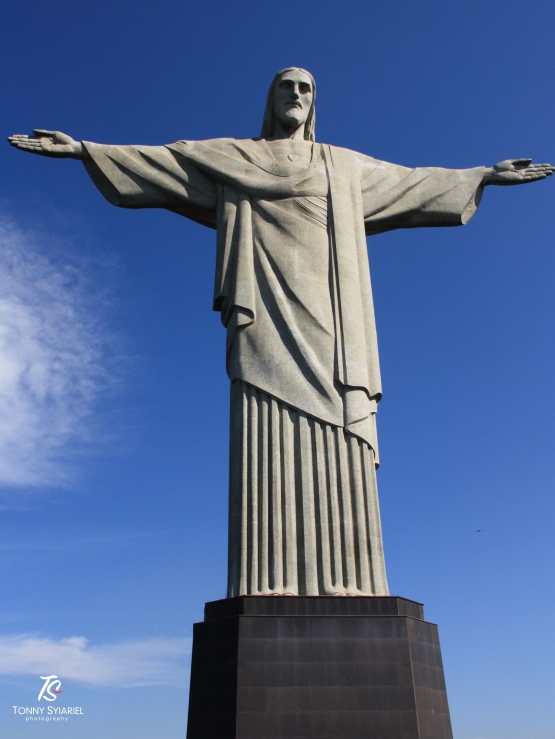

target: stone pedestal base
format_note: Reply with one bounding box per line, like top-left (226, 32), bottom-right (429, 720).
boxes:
top-left (186, 596), bottom-right (452, 739)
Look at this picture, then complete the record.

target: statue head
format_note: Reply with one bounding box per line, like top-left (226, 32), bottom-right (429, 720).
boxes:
top-left (261, 68), bottom-right (316, 142)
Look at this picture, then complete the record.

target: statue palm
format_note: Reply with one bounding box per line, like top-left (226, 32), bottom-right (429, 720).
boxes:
top-left (8, 129), bottom-right (86, 159)
top-left (484, 158), bottom-right (554, 185)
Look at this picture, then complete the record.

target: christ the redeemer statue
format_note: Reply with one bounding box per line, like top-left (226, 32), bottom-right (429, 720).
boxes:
top-left (10, 68), bottom-right (553, 598)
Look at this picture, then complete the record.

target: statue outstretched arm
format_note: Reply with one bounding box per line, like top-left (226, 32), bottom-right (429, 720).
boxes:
top-left (482, 158), bottom-right (554, 186)
top-left (360, 158), bottom-right (486, 235)
top-left (8, 130), bottom-right (90, 159)
top-left (360, 154), bottom-right (553, 236)
top-left (8, 131), bottom-right (217, 228)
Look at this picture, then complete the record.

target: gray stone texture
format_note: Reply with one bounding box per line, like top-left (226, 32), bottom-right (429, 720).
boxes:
top-left (229, 382), bottom-right (388, 597)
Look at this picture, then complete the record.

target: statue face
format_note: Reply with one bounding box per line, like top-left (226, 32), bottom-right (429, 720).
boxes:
top-left (273, 70), bottom-right (313, 132)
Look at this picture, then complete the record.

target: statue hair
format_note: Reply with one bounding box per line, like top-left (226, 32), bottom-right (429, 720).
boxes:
top-left (260, 68), bottom-right (316, 142)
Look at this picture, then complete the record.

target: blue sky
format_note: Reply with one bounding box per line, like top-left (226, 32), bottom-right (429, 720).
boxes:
top-left (1, 0), bottom-right (554, 737)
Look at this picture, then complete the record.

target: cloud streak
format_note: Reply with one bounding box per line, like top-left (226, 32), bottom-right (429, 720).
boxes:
top-left (0, 215), bottom-right (123, 488)
top-left (0, 634), bottom-right (191, 687)
top-left (0, 531), bottom-right (161, 552)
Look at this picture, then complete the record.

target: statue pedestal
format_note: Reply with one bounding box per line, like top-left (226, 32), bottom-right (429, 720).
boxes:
top-left (186, 596), bottom-right (453, 739)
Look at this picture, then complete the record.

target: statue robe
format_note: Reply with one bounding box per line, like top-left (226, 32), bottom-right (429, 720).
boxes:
top-left (82, 138), bottom-right (484, 595)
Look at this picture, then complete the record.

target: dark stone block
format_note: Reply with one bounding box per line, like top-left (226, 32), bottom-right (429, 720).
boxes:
top-left (204, 595), bottom-right (424, 621)
top-left (187, 596), bottom-right (452, 739)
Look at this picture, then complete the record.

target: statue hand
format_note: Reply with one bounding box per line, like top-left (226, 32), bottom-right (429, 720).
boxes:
top-left (483, 158), bottom-right (554, 186)
top-left (8, 130), bottom-right (86, 159)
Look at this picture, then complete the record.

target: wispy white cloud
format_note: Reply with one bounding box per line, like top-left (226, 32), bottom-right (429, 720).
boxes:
top-left (0, 215), bottom-right (124, 488)
top-left (0, 634), bottom-right (191, 687)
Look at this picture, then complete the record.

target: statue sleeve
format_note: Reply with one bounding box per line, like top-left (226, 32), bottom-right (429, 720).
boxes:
top-left (81, 142), bottom-right (217, 229)
top-left (358, 155), bottom-right (485, 236)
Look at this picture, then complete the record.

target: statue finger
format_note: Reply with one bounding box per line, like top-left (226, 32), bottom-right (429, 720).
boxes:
top-left (529, 165), bottom-right (552, 174)
top-left (32, 129), bottom-right (57, 137)
top-left (14, 140), bottom-right (39, 149)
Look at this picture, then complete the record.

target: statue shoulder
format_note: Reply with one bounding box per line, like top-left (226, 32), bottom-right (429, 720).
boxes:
top-left (170, 137), bottom-right (236, 150)
top-left (324, 144), bottom-right (381, 175)
top-left (170, 137), bottom-right (266, 161)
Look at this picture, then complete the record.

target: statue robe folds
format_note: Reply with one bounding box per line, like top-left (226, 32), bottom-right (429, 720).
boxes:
top-left (82, 138), bottom-right (484, 595)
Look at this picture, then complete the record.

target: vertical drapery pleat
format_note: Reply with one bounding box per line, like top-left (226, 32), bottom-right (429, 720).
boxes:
top-left (228, 381), bottom-right (388, 597)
